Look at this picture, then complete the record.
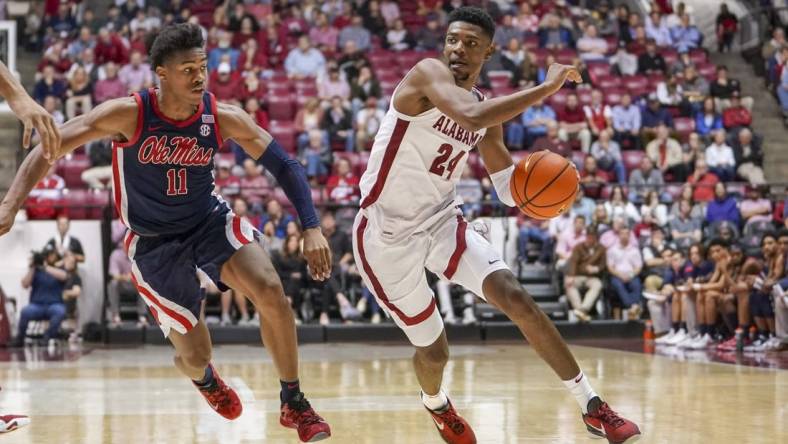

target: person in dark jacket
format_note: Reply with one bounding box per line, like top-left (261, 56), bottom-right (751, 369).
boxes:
top-left (271, 233), bottom-right (307, 323)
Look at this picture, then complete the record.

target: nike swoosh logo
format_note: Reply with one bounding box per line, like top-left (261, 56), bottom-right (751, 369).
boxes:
top-left (575, 374), bottom-right (583, 383)
top-left (432, 416), bottom-right (445, 431)
top-left (488, 259), bottom-right (500, 264)
top-left (208, 401), bottom-right (218, 410)
top-left (587, 422), bottom-right (605, 433)
top-left (149, 125), bottom-right (164, 131)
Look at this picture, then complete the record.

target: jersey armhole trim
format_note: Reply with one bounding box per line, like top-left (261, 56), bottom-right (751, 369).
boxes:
top-left (209, 93), bottom-right (224, 147)
top-left (114, 93), bottom-right (144, 148)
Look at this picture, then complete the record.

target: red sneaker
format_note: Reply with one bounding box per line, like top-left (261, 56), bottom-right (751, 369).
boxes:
top-left (582, 397), bottom-right (641, 444)
top-left (280, 392), bottom-right (331, 442)
top-left (716, 337), bottom-right (738, 351)
top-left (0, 414), bottom-right (30, 433)
top-left (425, 399), bottom-right (477, 444)
top-left (193, 364), bottom-right (242, 420)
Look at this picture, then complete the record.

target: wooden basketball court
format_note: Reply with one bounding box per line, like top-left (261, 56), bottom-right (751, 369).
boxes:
top-left (0, 342), bottom-right (785, 443)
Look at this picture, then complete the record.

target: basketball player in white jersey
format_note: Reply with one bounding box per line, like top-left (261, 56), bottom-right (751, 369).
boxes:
top-left (352, 7), bottom-right (640, 444)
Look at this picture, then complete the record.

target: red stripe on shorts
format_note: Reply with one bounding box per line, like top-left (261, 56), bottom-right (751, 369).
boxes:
top-left (123, 231), bottom-right (135, 255)
top-left (356, 216), bottom-right (436, 326)
top-left (232, 216), bottom-right (250, 244)
top-left (111, 144), bottom-right (125, 226)
top-left (443, 215), bottom-right (467, 279)
top-left (131, 275), bottom-right (194, 332)
top-left (360, 118), bottom-right (409, 209)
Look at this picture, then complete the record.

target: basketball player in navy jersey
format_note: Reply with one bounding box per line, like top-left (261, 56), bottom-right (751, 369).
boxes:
top-left (0, 59), bottom-right (55, 433)
top-left (0, 24), bottom-right (331, 442)
top-left (352, 7), bottom-right (639, 444)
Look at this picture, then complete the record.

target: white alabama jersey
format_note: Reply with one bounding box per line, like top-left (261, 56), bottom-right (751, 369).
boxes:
top-left (359, 83), bottom-right (487, 242)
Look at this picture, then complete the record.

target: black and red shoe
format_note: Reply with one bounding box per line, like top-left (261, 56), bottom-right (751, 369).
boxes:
top-left (193, 364), bottom-right (243, 420)
top-left (582, 397), bottom-right (641, 443)
top-left (0, 414), bottom-right (29, 433)
top-left (425, 399), bottom-right (477, 444)
top-left (280, 392), bottom-right (331, 442)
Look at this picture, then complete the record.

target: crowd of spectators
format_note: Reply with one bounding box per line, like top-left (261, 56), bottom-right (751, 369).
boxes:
top-left (12, 0), bottom-right (786, 348)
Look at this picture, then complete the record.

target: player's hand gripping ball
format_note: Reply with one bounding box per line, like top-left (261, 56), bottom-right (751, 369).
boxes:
top-left (510, 150), bottom-right (579, 220)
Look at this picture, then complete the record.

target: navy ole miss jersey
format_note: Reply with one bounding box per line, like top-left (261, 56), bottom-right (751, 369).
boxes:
top-left (111, 88), bottom-right (225, 236)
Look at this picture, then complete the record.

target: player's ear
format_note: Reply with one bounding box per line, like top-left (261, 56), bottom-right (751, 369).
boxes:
top-left (483, 41), bottom-right (494, 61)
top-left (155, 65), bottom-right (167, 82)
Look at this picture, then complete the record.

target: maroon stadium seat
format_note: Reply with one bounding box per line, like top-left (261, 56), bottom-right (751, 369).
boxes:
top-left (266, 95), bottom-right (295, 121)
top-left (268, 121), bottom-right (297, 153)
top-left (577, 89), bottom-right (593, 106)
top-left (555, 48), bottom-right (577, 65)
top-left (622, 150), bottom-right (645, 173)
top-left (602, 87), bottom-right (627, 105)
top-left (673, 117), bottom-right (695, 140)
top-left (689, 48), bottom-right (708, 65)
top-left (697, 63), bottom-right (717, 81)
top-left (587, 62), bottom-right (611, 84)
top-left (63, 189), bottom-right (90, 220)
top-left (622, 75), bottom-right (650, 98)
top-left (661, 49), bottom-right (678, 67)
top-left (523, 35), bottom-right (539, 50)
top-left (61, 155), bottom-right (90, 188)
top-left (88, 189), bottom-right (110, 219)
top-left (594, 75), bottom-right (619, 89)
top-left (547, 88), bottom-right (570, 109)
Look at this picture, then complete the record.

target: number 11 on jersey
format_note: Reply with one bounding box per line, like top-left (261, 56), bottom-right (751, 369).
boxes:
top-left (166, 168), bottom-right (188, 196)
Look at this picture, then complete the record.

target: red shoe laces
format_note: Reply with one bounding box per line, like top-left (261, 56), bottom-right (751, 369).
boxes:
top-left (203, 384), bottom-right (234, 409)
top-left (288, 398), bottom-right (324, 427)
top-left (596, 404), bottom-right (626, 428)
top-left (439, 410), bottom-right (466, 434)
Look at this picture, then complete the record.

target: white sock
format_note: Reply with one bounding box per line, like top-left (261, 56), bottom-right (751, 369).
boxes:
top-left (562, 371), bottom-right (598, 414)
top-left (421, 389), bottom-right (449, 412)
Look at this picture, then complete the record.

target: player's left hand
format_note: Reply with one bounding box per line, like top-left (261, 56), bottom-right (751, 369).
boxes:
top-left (302, 227), bottom-right (332, 281)
top-left (7, 95), bottom-right (61, 163)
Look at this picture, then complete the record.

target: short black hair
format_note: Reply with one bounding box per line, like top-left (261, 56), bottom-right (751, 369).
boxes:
top-left (148, 23), bottom-right (205, 69)
top-left (762, 231), bottom-right (778, 245)
top-left (447, 6), bottom-right (495, 40)
top-left (708, 238), bottom-right (730, 250)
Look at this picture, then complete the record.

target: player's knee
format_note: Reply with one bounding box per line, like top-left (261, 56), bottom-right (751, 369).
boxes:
top-left (246, 273), bottom-right (285, 305)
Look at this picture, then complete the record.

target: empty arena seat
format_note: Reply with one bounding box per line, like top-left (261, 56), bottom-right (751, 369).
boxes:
top-left (697, 63), bottom-right (717, 81)
top-left (268, 121), bottom-right (297, 153)
top-left (555, 48), bottom-right (577, 65)
top-left (587, 62), bottom-right (611, 84)
top-left (623, 75), bottom-right (650, 98)
top-left (594, 75), bottom-right (619, 90)
top-left (663, 184), bottom-right (683, 200)
top-left (266, 95), bottom-right (295, 121)
top-left (88, 189), bottom-right (110, 219)
top-left (673, 117), bottom-right (695, 140)
top-left (602, 87), bottom-right (627, 105)
top-left (489, 71), bottom-right (512, 89)
top-left (60, 155), bottom-right (90, 188)
top-left (547, 88), bottom-right (570, 108)
top-left (62, 189), bottom-right (91, 219)
top-left (622, 150), bottom-right (645, 173)
top-left (661, 49), bottom-right (678, 67)
top-left (689, 48), bottom-right (708, 65)
top-left (577, 89), bottom-right (593, 106)
top-left (523, 35), bottom-right (539, 50)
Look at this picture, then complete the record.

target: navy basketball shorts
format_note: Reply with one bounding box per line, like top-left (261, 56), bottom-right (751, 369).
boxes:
top-left (123, 205), bottom-right (258, 337)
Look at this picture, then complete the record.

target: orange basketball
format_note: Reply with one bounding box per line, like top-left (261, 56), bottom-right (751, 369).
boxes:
top-left (510, 150), bottom-right (579, 220)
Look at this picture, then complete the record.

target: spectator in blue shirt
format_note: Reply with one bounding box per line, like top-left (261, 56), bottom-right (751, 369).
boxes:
top-left (694, 97), bottom-right (723, 139)
top-left (259, 200), bottom-right (295, 239)
top-left (13, 246), bottom-right (67, 347)
top-left (611, 93), bottom-right (642, 149)
top-left (208, 30), bottom-right (240, 72)
top-left (706, 182), bottom-right (741, 226)
top-left (33, 66), bottom-right (67, 104)
top-left (285, 36), bottom-right (327, 79)
top-left (670, 14), bottom-right (702, 53)
top-left (539, 14), bottom-right (574, 49)
top-left (641, 94), bottom-right (674, 140)
top-left (507, 99), bottom-right (556, 149)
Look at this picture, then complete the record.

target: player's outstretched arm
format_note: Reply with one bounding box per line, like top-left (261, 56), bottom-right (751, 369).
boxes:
top-left (0, 61), bottom-right (61, 158)
top-left (476, 124), bottom-right (516, 207)
top-left (216, 102), bottom-right (332, 281)
top-left (0, 97), bottom-right (138, 236)
top-left (412, 59), bottom-right (581, 131)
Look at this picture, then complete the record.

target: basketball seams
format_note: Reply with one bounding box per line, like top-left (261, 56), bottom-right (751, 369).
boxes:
top-left (512, 151), bottom-right (579, 218)
top-left (526, 162), bottom-right (571, 204)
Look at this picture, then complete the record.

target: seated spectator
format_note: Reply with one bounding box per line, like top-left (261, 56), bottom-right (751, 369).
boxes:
top-left (300, 129), bottom-right (331, 180)
top-left (61, 253), bottom-right (81, 337)
top-left (43, 95), bottom-right (65, 126)
top-left (670, 13), bottom-right (702, 53)
top-left (385, 19), bottom-right (414, 51)
top-left (336, 40), bottom-right (371, 84)
top-left (260, 200), bottom-right (294, 239)
top-left (26, 165), bottom-right (64, 219)
top-left (531, 121), bottom-right (571, 157)
top-left (494, 14), bottom-right (523, 49)
top-left (584, 89), bottom-right (612, 138)
top-left (211, 62), bottom-right (242, 104)
top-left (579, 156), bottom-right (608, 200)
top-left (518, 217), bottom-right (553, 267)
top-left (641, 95), bottom-right (674, 140)
top-left (240, 158), bottom-right (271, 210)
top-left (682, 131), bottom-right (704, 172)
top-left (640, 190), bottom-right (669, 227)
top-left (577, 24), bottom-right (608, 62)
top-left (656, 73), bottom-right (685, 110)
top-left (556, 215), bottom-right (587, 270)
top-left (309, 12), bottom-right (339, 53)
top-left (327, 158), bottom-right (360, 204)
top-left (740, 185), bottom-right (773, 226)
top-left (646, 124), bottom-right (686, 181)
top-left (687, 158), bottom-right (719, 202)
top-left (295, 98), bottom-right (325, 150)
top-left (645, 10), bottom-right (672, 46)
top-left (271, 233), bottom-right (307, 323)
top-left (64, 66), bottom-right (92, 120)
top-left (628, 157), bottom-right (665, 204)
top-left (513, 2), bottom-right (539, 36)
top-left (230, 14), bottom-right (262, 48)
top-left (119, 50), bottom-right (153, 94)
top-left (508, 99), bottom-right (555, 149)
top-left (33, 65), bottom-right (66, 104)
top-left (605, 185), bottom-right (641, 225)
top-left (214, 159), bottom-right (240, 201)
top-left (721, 91), bottom-right (752, 129)
top-left (339, 15), bottom-right (372, 52)
top-left (313, 212), bottom-right (361, 325)
top-left (644, 246), bottom-right (681, 337)
top-left (669, 184), bottom-right (704, 220)
top-left (716, 3), bottom-right (738, 52)
top-left (628, 24), bottom-right (648, 54)
top-left (565, 226), bottom-right (606, 322)
top-left (610, 42), bottom-right (638, 76)
top-left (710, 65), bottom-right (753, 111)
top-left (237, 38), bottom-right (268, 77)
top-left (69, 48), bottom-right (99, 84)
top-left (681, 66), bottom-right (709, 108)
top-left (14, 246), bottom-right (67, 347)
top-left (637, 39), bottom-right (667, 74)
top-left (762, 28), bottom-right (786, 65)
top-left (706, 182), bottom-right (741, 226)
top-left (356, 97), bottom-right (386, 150)
top-left (322, 96), bottom-right (355, 152)
top-left (539, 14), bottom-right (574, 50)
top-left (777, 47), bottom-right (788, 117)
top-left (694, 97), bottom-right (723, 139)
top-left (46, 215), bottom-right (85, 263)
top-left (570, 187), bottom-right (596, 223)
top-left (244, 97), bottom-right (269, 130)
top-left (415, 16), bottom-right (444, 51)
top-left (590, 129), bottom-right (625, 184)
top-left (285, 36), bottom-right (327, 79)
top-left (557, 93), bottom-right (591, 152)
top-left (94, 28), bottom-right (128, 65)
top-left (208, 30), bottom-right (240, 71)
top-left (81, 138), bottom-right (112, 189)
top-left (731, 128), bottom-right (765, 185)
top-left (380, 0), bottom-right (401, 27)
top-left (633, 208), bottom-right (663, 245)
top-left (93, 62), bottom-right (126, 104)
top-left (234, 197), bottom-right (261, 229)
top-left (350, 66), bottom-right (382, 113)
top-left (611, 93), bottom-right (641, 149)
top-left (107, 240), bottom-right (147, 327)
top-left (705, 129), bottom-right (736, 182)
top-left (501, 38), bottom-right (533, 85)
top-left (607, 226), bottom-right (644, 319)
top-left (317, 66), bottom-right (351, 105)
top-left (671, 199), bottom-right (703, 251)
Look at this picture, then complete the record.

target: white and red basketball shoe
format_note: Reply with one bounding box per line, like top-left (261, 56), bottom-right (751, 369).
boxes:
top-left (425, 399), bottom-right (477, 444)
top-left (0, 414), bottom-right (29, 433)
top-left (582, 397), bottom-right (641, 443)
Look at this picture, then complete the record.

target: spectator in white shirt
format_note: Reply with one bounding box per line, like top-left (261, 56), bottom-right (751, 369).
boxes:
top-left (705, 129), bottom-right (736, 181)
top-left (576, 24), bottom-right (608, 62)
top-left (611, 93), bottom-right (641, 149)
top-left (356, 97), bottom-right (386, 150)
top-left (610, 43), bottom-right (637, 76)
top-left (645, 10), bottom-right (672, 47)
